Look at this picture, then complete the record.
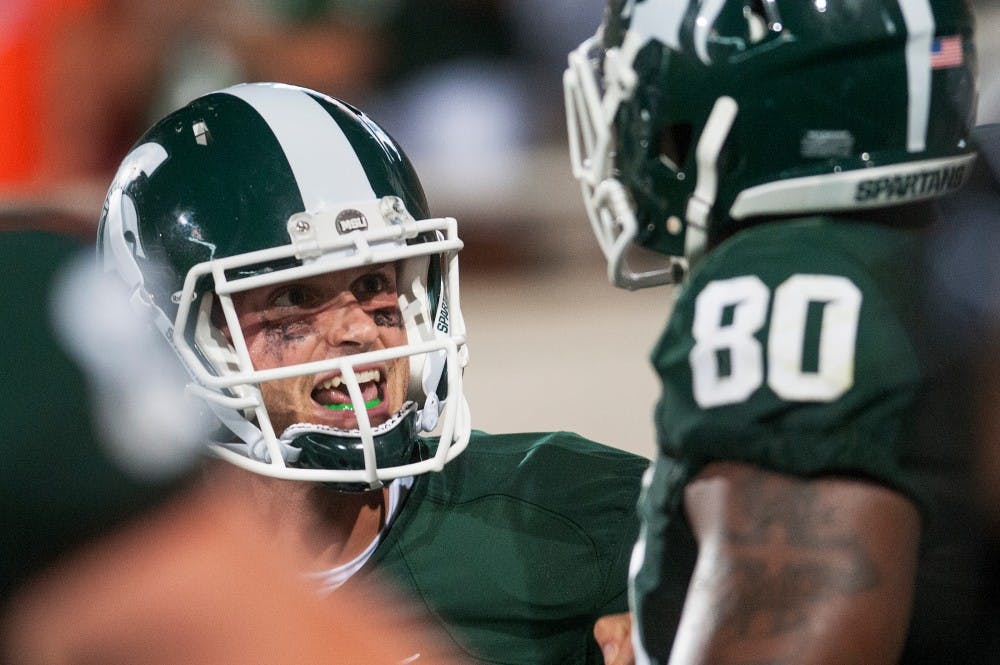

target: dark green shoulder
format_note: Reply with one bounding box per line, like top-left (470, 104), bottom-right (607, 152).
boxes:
top-left (423, 430), bottom-right (649, 507)
top-left (654, 218), bottom-right (928, 506)
top-left (692, 217), bottom-right (923, 295)
top-left (372, 432), bottom-right (648, 663)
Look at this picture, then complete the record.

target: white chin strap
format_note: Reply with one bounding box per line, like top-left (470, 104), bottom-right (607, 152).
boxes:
top-left (419, 350), bottom-right (446, 431)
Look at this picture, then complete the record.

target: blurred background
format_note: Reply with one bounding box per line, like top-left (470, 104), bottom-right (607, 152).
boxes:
top-left (1, 0), bottom-right (997, 459)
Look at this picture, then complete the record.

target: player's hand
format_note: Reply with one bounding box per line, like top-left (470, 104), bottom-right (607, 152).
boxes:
top-left (594, 612), bottom-right (634, 665)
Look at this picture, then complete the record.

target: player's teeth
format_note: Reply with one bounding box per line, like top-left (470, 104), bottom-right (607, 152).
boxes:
top-left (357, 369), bottom-right (380, 384)
top-left (319, 369), bottom-right (380, 390)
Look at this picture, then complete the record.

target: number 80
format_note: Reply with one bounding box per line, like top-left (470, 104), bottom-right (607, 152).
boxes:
top-left (690, 274), bottom-right (862, 408)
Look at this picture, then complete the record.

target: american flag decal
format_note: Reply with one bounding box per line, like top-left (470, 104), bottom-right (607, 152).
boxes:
top-left (930, 35), bottom-right (963, 69)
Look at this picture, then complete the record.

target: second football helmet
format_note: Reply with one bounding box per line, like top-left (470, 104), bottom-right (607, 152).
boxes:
top-left (98, 83), bottom-right (470, 489)
top-left (565, 0), bottom-right (978, 289)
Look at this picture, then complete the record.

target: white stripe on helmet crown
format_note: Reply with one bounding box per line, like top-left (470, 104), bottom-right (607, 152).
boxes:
top-left (222, 83), bottom-right (377, 211)
top-left (899, 0), bottom-right (936, 153)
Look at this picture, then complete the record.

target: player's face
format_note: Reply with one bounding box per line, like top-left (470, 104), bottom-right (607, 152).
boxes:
top-left (228, 263), bottom-right (409, 435)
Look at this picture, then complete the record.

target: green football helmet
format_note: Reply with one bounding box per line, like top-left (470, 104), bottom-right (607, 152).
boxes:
top-left (97, 83), bottom-right (470, 489)
top-left (565, 0), bottom-right (978, 289)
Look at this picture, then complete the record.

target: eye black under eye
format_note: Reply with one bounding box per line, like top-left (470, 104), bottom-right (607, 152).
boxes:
top-left (373, 308), bottom-right (402, 328)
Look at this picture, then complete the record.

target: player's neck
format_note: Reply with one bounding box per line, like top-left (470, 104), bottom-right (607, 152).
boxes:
top-left (310, 485), bottom-right (392, 567)
top-left (208, 463), bottom-right (391, 570)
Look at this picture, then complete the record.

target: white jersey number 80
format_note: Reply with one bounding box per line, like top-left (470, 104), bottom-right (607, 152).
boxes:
top-left (690, 274), bottom-right (862, 408)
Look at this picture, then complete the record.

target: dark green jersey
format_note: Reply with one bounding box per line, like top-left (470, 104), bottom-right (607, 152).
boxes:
top-left (632, 217), bottom-right (994, 663)
top-left (356, 430), bottom-right (649, 664)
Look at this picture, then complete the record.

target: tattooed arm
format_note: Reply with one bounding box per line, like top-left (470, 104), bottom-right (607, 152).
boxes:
top-left (670, 461), bottom-right (921, 665)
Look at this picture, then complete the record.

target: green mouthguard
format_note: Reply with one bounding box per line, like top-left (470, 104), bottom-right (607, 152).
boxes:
top-left (324, 397), bottom-right (382, 411)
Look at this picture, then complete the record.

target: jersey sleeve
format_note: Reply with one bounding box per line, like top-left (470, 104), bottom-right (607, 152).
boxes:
top-left (652, 219), bottom-right (928, 510)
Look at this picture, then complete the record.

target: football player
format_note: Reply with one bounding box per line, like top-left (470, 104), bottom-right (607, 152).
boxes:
top-left (564, 1), bottom-right (995, 663)
top-left (97, 82), bottom-right (649, 664)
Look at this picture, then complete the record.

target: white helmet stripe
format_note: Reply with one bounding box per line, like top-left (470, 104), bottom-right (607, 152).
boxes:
top-left (222, 83), bottom-right (377, 211)
top-left (899, 0), bottom-right (936, 153)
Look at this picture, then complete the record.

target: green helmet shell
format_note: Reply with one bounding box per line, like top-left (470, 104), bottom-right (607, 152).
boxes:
top-left (566, 0), bottom-right (978, 287)
top-left (97, 83), bottom-right (470, 489)
top-left (98, 84), bottom-right (429, 319)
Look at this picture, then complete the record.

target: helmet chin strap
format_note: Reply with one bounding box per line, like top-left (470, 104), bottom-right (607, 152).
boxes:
top-left (419, 350), bottom-right (446, 431)
top-left (685, 95), bottom-right (739, 264)
top-left (399, 270), bottom-right (451, 433)
top-left (418, 288), bottom-right (454, 432)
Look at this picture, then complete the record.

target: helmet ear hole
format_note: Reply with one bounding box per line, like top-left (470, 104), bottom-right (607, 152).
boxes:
top-left (658, 123), bottom-right (694, 172)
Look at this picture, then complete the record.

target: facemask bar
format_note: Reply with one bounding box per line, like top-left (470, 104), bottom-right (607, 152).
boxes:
top-left (173, 204), bottom-right (470, 484)
top-left (565, 35), bottom-right (687, 290)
